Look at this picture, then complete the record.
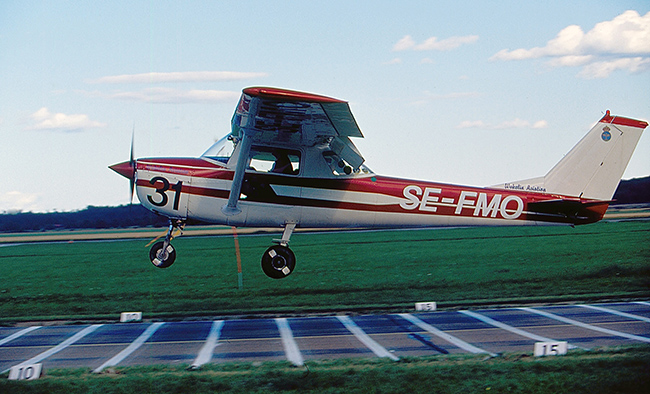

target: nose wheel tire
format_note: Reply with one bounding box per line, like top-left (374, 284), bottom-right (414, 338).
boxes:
top-left (261, 245), bottom-right (296, 279)
top-left (150, 241), bottom-right (176, 268)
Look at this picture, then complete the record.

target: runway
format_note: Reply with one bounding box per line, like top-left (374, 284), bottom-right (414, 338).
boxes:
top-left (1, 302), bottom-right (649, 373)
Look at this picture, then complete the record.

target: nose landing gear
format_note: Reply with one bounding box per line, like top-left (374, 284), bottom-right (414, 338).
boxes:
top-left (149, 220), bottom-right (184, 269)
top-left (261, 223), bottom-right (297, 279)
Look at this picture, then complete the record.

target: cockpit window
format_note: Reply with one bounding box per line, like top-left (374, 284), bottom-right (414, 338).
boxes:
top-left (249, 147), bottom-right (300, 175)
top-left (201, 134), bottom-right (236, 163)
top-left (323, 151), bottom-right (372, 176)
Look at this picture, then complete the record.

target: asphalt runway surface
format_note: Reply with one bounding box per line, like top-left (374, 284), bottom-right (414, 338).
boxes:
top-left (1, 302), bottom-right (649, 373)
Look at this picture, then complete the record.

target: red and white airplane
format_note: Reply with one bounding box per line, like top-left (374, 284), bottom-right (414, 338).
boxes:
top-left (110, 87), bottom-right (647, 279)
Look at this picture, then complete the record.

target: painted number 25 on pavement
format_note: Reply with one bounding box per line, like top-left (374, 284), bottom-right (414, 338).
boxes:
top-left (147, 176), bottom-right (183, 210)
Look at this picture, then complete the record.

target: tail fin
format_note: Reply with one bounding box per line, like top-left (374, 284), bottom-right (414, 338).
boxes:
top-left (496, 111), bottom-right (647, 200)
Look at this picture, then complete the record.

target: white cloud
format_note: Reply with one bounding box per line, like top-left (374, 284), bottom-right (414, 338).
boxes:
top-left (89, 71), bottom-right (269, 84)
top-left (393, 34), bottom-right (478, 51)
top-left (490, 10), bottom-right (650, 78)
top-left (26, 108), bottom-right (106, 132)
top-left (410, 91), bottom-right (481, 106)
top-left (100, 88), bottom-right (240, 104)
top-left (456, 118), bottom-right (548, 130)
top-left (1, 191), bottom-right (41, 213)
top-left (532, 120), bottom-right (548, 129)
top-left (577, 57), bottom-right (650, 79)
top-left (384, 57), bottom-right (402, 65)
top-left (456, 120), bottom-right (487, 129)
top-left (425, 91), bottom-right (480, 100)
top-left (393, 35), bottom-right (416, 51)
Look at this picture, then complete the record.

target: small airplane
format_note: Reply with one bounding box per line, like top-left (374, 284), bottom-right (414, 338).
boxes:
top-left (110, 87), bottom-right (648, 279)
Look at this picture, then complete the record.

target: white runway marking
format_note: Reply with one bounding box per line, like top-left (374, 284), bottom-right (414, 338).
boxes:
top-left (520, 308), bottom-right (650, 344)
top-left (94, 322), bottom-right (165, 373)
top-left (399, 313), bottom-right (497, 357)
top-left (459, 310), bottom-right (581, 350)
top-left (275, 318), bottom-right (304, 366)
top-left (0, 326), bottom-right (41, 347)
top-left (191, 320), bottom-right (224, 369)
top-left (577, 304), bottom-right (650, 323)
top-left (3, 324), bottom-right (102, 373)
top-left (336, 315), bottom-right (399, 361)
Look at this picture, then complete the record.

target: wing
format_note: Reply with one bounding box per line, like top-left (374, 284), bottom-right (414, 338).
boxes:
top-left (222, 87), bottom-right (365, 216)
top-left (231, 87), bottom-right (364, 169)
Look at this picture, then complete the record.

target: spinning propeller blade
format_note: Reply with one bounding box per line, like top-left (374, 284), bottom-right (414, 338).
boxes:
top-left (109, 129), bottom-right (137, 203)
top-left (129, 130), bottom-right (135, 202)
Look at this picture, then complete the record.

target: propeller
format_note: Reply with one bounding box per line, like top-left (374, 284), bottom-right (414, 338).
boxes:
top-left (128, 130), bottom-right (135, 202)
top-left (109, 129), bottom-right (137, 203)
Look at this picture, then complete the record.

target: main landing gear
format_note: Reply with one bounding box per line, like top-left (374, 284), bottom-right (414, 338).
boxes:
top-left (261, 223), bottom-right (297, 279)
top-left (148, 220), bottom-right (298, 279)
top-left (149, 220), bottom-right (184, 269)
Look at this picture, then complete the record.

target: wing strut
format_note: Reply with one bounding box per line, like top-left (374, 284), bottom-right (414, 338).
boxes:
top-left (222, 97), bottom-right (259, 216)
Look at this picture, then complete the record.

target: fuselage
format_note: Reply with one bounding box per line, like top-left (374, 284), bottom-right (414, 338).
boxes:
top-left (127, 156), bottom-right (607, 229)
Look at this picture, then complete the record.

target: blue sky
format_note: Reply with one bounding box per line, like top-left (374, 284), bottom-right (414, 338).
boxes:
top-left (1, 1), bottom-right (649, 212)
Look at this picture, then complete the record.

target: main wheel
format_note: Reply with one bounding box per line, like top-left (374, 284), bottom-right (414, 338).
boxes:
top-left (149, 241), bottom-right (176, 268)
top-left (261, 245), bottom-right (296, 279)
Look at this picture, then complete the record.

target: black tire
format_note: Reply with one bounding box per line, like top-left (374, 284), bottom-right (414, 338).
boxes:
top-left (149, 241), bottom-right (176, 268)
top-left (261, 245), bottom-right (296, 279)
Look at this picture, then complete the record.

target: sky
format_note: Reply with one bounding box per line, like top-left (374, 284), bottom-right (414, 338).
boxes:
top-left (1, 1), bottom-right (649, 213)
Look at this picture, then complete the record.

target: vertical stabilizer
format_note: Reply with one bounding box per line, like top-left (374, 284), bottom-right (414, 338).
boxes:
top-left (495, 112), bottom-right (647, 201)
top-left (544, 111), bottom-right (646, 200)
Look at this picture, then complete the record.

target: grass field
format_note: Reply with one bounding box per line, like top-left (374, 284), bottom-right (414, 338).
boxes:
top-left (1, 346), bottom-right (649, 393)
top-left (0, 220), bottom-right (649, 321)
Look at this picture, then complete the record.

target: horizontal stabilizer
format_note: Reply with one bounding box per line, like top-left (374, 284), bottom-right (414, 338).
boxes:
top-left (527, 199), bottom-right (610, 224)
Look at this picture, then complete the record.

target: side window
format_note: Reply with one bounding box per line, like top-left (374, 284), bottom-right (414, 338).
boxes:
top-left (249, 147), bottom-right (300, 175)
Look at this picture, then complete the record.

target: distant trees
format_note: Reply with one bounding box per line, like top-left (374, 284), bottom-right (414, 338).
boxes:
top-left (612, 176), bottom-right (650, 205)
top-left (0, 205), bottom-right (168, 233)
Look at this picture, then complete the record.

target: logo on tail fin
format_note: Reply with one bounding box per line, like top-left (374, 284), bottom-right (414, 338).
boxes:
top-left (601, 126), bottom-right (611, 142)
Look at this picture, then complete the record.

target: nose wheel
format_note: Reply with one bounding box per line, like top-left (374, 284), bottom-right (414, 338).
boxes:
top-left (149, 220), bottom-right (183, 269)
top-left (261, 223), bottom-right (297, 279)
top-left (150, 241), bottom-right (176, 268)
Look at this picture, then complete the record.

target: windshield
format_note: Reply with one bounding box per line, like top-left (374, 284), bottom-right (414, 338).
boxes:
top-left (201, 134), bottom-right (236, 163)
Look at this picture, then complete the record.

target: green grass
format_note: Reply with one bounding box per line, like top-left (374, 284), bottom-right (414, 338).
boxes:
top-left (1, 346), bottom-right (649, 393)
top-left (0, 221), bottom-right (648, 321)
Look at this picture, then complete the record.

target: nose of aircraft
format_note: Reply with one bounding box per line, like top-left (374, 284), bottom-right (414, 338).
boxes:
top-left (109, 161), bottom-right (135, 180)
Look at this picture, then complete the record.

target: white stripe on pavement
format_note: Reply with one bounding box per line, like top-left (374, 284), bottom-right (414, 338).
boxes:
top-left (399, 313), bottom-right (497, 357)
top-left (578, 304), bottom-right (650, 323)
top-left (275, 318), bottom-right (304, 366)
top-left (191, 320), bottom-right (224, 369)
top-left (634, 301), bottom-right (650, 307)
top-left (93, 322), bottom-right (165, 373)
top-left (459, 310), bottom-right (581, 350)
top-left (4, 324), bottom-right (102, 373)
top-left (519, 307), bottom-right (650, 344)
top-left (336, 315), bottom-right (399, 361)
top-left (0, 326), bottom-right (41, 347)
